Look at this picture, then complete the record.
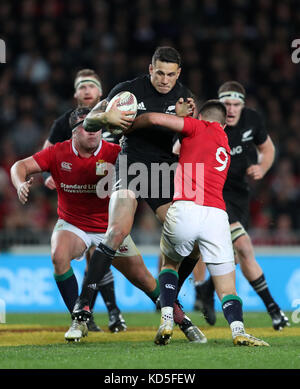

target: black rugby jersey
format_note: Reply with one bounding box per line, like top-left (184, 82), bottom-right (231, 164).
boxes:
top-left (48, 109), bottom-right (73, 144)
top-left (223, 107), bottom-right (268, 195)
top-left (107, 75), bottom-right (193, 162)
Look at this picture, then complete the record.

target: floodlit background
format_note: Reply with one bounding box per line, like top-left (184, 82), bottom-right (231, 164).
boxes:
top-left (0, 0), bottom-right (299, 313)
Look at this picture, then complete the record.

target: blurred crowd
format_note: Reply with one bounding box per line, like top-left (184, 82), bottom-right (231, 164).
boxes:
top-left (0, 0), bottom-right (300, 249)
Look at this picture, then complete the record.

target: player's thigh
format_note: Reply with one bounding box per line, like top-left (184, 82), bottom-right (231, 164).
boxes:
top-left (107, 189), bottom-right (137, 233)
top-left (112, 235), bottom-right (156, 293)
top-left (113, 254), bottom-right (156, 292)
top-left (51, 229), bottom-right (87, 267)
top-left (198, 208), bottom-right (234, 264)
top-left (155, 201), bottom-right (172, 224)
top-left (161, 201), bottom-right (199, 259)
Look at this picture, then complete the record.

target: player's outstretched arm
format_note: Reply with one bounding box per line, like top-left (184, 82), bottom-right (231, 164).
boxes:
top-left (41, 139), bottom-right (56, 190)
top-left (10, 157), bottom-right (42, 204)
top-left (83, 99), bottom-right (134, 132)
top-left (131, 113), bottom-right (185, 133)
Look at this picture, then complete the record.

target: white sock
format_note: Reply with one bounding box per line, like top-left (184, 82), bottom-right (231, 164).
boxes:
top-left (230, 320), bottom-right (245, 338)
top-left (161, 306), bottom-right (174, 323)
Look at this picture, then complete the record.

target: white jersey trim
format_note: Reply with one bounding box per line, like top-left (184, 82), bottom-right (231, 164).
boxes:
top-left (71, 139), bottom-right (102, 156)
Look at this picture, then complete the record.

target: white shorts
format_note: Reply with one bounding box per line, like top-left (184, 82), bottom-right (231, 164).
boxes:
top-left (160, 201), bottom-right (234, 264)
top-left (53, 219), bottom-right (140, 261)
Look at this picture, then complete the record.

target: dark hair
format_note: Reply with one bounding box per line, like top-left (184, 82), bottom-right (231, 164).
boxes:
top-left (152, 46), bottom-right (182, 67)
top-left (199, 99), bottom-right (227, 125)
top-left (69, 107), bottom-right (91, 129)
top-left (218, 81), bottom-right (246, 96)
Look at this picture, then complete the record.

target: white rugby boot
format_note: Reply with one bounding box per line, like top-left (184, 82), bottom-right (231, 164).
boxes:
top-left (65, 319), bottom-right (88, 342)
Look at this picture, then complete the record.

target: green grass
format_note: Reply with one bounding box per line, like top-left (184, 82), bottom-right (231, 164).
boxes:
top-left (1, 312), bottom-right (300, 370)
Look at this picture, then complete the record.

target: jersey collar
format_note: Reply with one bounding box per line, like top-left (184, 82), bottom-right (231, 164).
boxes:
top-left (71, 139), bottom-right (102, 156)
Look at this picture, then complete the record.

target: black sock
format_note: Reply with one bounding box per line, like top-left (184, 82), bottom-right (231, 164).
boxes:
top-left (83, 271), bottom-right (98, 310)
top-left (177, 257), bottom-right (199, 294)
top-left (84, 268), bottom-right (116, 311)
top-left (80, 242), bottom-right (116, 304)
top-left (54, 268), bottom-right (78, 313)
top-left (249, 274), bottom-right (279, 312)
top-left (222, 295), bottom-right (243, 325)
top-left (159, 269), bottom-right (178, 308)
top-left (98, 281), bottom-right (119, 313)
top-left (204, 276), bottom-right (215, 294)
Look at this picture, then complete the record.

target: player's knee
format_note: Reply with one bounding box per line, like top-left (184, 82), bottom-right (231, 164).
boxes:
top-left (51, 249), bottom-right (70, 274)
top-left (106, 224), bottom-right (129, 247)
top-left (234, 237), bottom-right (254, 263)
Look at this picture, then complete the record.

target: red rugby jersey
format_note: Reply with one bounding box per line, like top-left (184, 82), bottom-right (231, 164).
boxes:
top-left (173, 117), bottom-right (231, 211)
top-left (33, 139), bottom-right (121, 231)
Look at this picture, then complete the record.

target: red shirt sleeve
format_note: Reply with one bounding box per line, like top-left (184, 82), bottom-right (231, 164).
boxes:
top-left (32, 146), bottom-right (54, 172)
top-left (182, 117), bottom-right (197, 137)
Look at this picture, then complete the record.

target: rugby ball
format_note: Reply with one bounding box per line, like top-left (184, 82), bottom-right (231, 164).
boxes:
top-left (105, 91), bottom-right (137, 134)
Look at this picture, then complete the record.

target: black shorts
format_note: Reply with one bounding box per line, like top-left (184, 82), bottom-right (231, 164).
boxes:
top-left (223, 190), bottom-right (250, 229)
top-left (113, 153), bottom-right (176, 212)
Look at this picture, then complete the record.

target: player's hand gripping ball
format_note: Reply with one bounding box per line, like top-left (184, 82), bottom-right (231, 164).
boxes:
top-left (105, 91), bottom-right (137, 135)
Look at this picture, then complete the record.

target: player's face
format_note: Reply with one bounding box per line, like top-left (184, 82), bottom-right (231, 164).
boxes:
top-left (223, 99), bottom-right (244, 126)
top-left (149, 60), bottom-right (181, 94)
top-left (74, 77), bottom-right (102, 108)
top-left (73, 118), bottom-right (102, 152)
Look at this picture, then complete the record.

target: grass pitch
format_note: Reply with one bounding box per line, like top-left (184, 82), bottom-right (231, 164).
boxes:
top-left (0, 311), bottom-right (300, 370)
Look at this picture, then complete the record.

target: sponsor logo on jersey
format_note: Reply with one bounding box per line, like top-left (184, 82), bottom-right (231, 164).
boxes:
top-left (60, 182), bottom-right (96, 193)
top-left (118, 245), bottom-right (128, 253)
top-left (241, 129), bottom-right (253, 142)
top-left (61, 161), bottom-right (72, 171)
top-left (230, 145), bottom-right (243, 155)
top-left (137, 101), bottom-right (146, 110)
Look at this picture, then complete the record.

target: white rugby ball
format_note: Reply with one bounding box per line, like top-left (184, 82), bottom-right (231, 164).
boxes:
top-left (105, 91), bottom-right (137, 134)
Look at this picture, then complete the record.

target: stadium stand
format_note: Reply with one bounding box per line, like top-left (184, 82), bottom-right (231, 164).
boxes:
top-left (0, 0), bottom-right (299, 249)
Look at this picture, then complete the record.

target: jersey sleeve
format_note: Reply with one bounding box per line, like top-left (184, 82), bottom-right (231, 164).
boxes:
top-left (253, 110), bottom-right (268, 146)
top-left (182, 117), bottom-right (197, 137)
top-left (107, 80), bottom-right (134, 101)
top-left (32, 146), bottom-right (54, 172)
top-left (48, 112), bottom-right (72, 144)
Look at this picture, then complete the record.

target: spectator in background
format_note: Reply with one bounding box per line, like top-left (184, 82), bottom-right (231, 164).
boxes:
top-left (0, 0), bottom-right (299, 246)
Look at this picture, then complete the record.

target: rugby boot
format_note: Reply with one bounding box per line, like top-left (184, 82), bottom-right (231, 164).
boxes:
top-left (87, 312), bottom-right (103, 332)
top-left (65, 319), bottom-right (88, 342)
top-left (173, 300), bottom-right (207, 343)
top-left (268, 306), bottom-right (290, 331)
top-left (154, 318), bottom-right (173, 345)
top-left (72, 297), bottom-right (92, 322)
top-left (233, 332), bottom-right (270, 347)
top-left (108, 308), bottom-right (127, 333)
